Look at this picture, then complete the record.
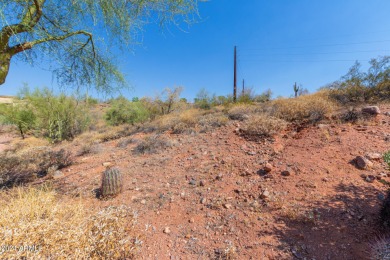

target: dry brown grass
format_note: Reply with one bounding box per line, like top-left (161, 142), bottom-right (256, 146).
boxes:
top-left (0, 147), bottom-right (72, 187)
top-left (270, 91), bottom-right (337, 123)
top-left (133, 134), bottom-right (175, 154)
top-left (227, 104), bottom-right (259, 121)
top-left (242, 114), bottom-right (287, 137)
top-left (0, 186), bottom-right (138, 259)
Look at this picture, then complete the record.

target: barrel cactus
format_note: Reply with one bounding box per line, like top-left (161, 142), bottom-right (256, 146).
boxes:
top-left (101, 168), bottom-right (123, 198)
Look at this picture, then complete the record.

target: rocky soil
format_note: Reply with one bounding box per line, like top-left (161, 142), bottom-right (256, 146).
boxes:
top-left (3, 105), bottom-right (390, 259)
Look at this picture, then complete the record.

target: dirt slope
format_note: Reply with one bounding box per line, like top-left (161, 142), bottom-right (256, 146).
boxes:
top-left (24, 105), bottom-right (390, 259)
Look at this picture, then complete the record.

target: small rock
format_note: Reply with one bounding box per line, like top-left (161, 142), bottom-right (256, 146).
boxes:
top-left (355, 156), bottom-right (373, 170)
top-left (264, 163), bottom-right (273, 173)
top-left (163, 227), bottom-right (171, 234)
top-left (318, 124), bottom-right (328, 129)
top-left (199, 180), bottom-right (205, 187)
top-left (140, 199), bottom-right (146, 205)
top-left (281, 169), bottom-right (291, 176)
top-left (362, 106), bottom-right (381, 115)
top-left (260, 189), bottom-right (270, 200)
top-left (366, 152), bottom-right (382, 161)
top-left (365, 175), bottom-right (376, 183)
top-left (247, 151), bottom-right (257, 156)
top-left (377, 173), bottom-right (388, 180)
top-left (200, 198), bottom-right (207, 204)
top-left (384, 111), bottom-right (390, 116)
top-left (189, 218), bottom-right (195, 223)
top-left (223, 203), bottom-right (232, 209)
top-left (52, 170), bottom-right (64, 179)
top-left (189, 179), bottom-right (197, 185)
top-left (216, 174), bottom-right (223, 180)
top-left (378, 193), bottom-right (386, 201)
top-left (102, 162), bottom-right (112, 167)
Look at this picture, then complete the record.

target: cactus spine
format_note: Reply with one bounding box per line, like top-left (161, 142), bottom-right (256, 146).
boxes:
top-left (101, 168), bottom-right (123, 198)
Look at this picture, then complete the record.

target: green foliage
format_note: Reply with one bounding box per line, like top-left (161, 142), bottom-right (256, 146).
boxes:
top-left (0, 103), bottom-right (36, 139)
top-left (0, 1), bottom-right (199, 91)
top-left (194, 88), bottom-right (212, 109)
top-left (105, 96), bottom-right (150, 126)
top-left (384, 151), bottom-right (390, 168)
top-left (326, 56), bottom-right (390, 103)
top-left (20, 88), bottom-right (90, 142)
top-left (254, 89), bottom-right (272, 103)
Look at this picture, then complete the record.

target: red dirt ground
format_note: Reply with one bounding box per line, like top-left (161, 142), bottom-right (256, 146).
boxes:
top-left (4, 105), bottom-right (390, 259)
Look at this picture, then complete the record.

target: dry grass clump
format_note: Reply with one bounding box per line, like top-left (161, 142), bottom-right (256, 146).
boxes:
top-left (133, 134), bottom-right (175, 154)
top-left (198, 113), bottom-right (229, 132)
top-left (242, 114), bottom-right (287, 137)
top-left (270, 92), bottom-right (337, 123)
top-left (77, 141), bottom-right (103, 156)
top-left (0, 147), bottom-right (72, 187)
top-left (0, 187), bottom-right (138, 259)
top-left (10, 136), bottom-right (50, 153)
top-left (228, 104), bottom-right (259, 121)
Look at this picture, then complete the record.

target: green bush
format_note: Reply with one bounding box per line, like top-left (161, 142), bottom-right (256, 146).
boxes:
top-left (105, 96), bottom-right (150, 126)
top-left (0, 103), bottom-right (36, 139)
top-left (21, 88), bottom-right (90, 142)
top-left (384, 151), bottom-right (390, 168)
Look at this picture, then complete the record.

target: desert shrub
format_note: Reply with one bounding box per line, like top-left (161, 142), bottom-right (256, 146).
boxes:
top-left (77, 141), bottom-right (103, 156)
top-left (242, 114), bottom-right (287, 137)
top-left (198, 113), bottom-right (229, 132)
top-left (133, 134), bottom-right (174, 154)
top-left (228, 104), bottom-right (258, 121)
top-left (339, 107), bottom-right (365, 123)
top-left (0, 187), bottom-right (137, 259)
top-left (0, 102), bottom-right (36, 139)
top-left (105, 96), bottom-right (150, 126)
top-left (21, 88), bottom-right (90, 142)
top-left (371, 237), bottom-right (390, 260)
top-left (270, 92), bottom-right (336, 123)
top-left (0, 147), bottom-right (72, 187)
top-left (194, 88), bottom-right (213, 109)
top-left (384, 151), bottom-right (390, 168)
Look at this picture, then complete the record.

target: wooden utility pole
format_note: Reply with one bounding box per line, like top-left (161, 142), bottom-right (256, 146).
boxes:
top-left (233, 46), bottom-right (237, 102)
top-left (242, 79), bottom-right (245, 95)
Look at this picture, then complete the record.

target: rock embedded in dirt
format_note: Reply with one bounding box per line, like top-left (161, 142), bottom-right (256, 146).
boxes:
top-left (355, 156), bottom-right (373, 170)
top-left (264, 163), bottom-right (273, 173)
top-left (163, 227), bottom-right (171, 234)
top-left (200, 198), bottom-right (207, 204)
top-left (223, 203), bottom-right (232, 209)
top-left (102, 162), bottom-right (112, 167)
top-left (189, 179), bottom-right (197, 186)
top-left (260, 189), bottom-right (270, 200)
top-left (52, 170), bottom-right (64, 179)
top-left (281, 169), bottom-right (291, 176)
top-left (365, 175), bottom-right (376, 183)
top-left (199, 180), bottom-right (205, 187)
top-left (365, 152), bottom-right (382, 161)
top-left (362, 106), bottom-right (381, 115)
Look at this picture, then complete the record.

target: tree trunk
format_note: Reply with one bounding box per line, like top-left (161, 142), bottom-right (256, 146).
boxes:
top-left (0, 52), bottom-right (11, 85)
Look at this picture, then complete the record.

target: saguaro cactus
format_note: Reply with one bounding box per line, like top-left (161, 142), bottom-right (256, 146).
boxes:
top-left (293, 82), bottom-right (300, 98)
top-left (101, 168), bottom-right (123, 198)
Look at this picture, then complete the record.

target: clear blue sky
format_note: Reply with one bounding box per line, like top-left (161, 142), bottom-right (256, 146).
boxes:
top-left (2, 0), bottom-right (390, 100)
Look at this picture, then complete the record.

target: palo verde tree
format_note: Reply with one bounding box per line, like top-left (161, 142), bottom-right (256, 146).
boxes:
top-left (0, 0), bottom-right (199, 93)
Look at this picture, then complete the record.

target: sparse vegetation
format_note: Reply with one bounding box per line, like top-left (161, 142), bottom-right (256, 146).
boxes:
top-left (384, 151), bottom-right (390, 168)
top-left (0, 147), bottom-right (72, 187)
top-left (105, 96), bottom-right (150, 126)
top-left (270, 91), bottom-right (336, 123)
top-left (0, 187), bottom-right (138, 259)
top-left (242, 114), bottom-right (287, 137)
top-left (133, 134), bottom-right (174, 154)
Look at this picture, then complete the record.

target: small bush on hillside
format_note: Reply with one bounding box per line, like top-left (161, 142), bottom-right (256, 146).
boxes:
top-left (0, 147), bottom-right (72, 187)
top-left (20, 88), bottom-right (90, 142)
top-left (270, 92), bottom-right (336, 123)
top-left (198, 113), bottom-right (229, 132)
top-left (194, 88), bottom-right (213, 109)
top-left (0, 187), bottom-right (137, 259)
top-left (133, 134), bottom-right (174, 154)
top-left (0, 102), bottom-right (36, 139)
top-left (384, 151), bottom-right (390, 168)
top-left (242, 114), bottom-right (287, 137)
top-left (105, 96), bottom-right (150, 126)
top-left (228, 104), bottom-right (259, 121)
